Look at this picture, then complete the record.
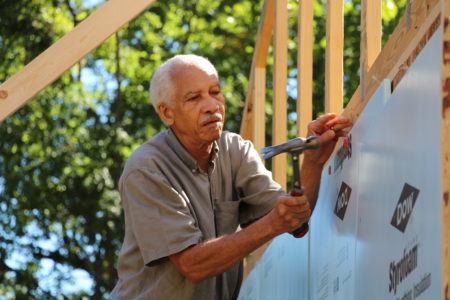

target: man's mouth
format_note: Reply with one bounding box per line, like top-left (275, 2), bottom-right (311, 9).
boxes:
top-left (202, 114), bottom-right (223, 127)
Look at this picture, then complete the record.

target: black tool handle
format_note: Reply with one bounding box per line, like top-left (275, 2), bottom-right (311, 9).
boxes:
top-left (290, 189), bottom-right (310, 238)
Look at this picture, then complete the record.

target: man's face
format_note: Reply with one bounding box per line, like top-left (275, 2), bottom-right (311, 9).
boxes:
top-left (164, 64), bottom-right (225, 146)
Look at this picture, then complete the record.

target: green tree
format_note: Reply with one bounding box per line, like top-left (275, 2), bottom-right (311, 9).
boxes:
top-left (0, 0), bottom-right (405, 298)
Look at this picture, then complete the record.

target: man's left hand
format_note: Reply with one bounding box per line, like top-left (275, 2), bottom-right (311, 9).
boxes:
top-left (304, 113), bottom-right (353, 166)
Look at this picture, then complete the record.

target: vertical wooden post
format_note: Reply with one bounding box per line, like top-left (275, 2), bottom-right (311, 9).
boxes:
top-left (272, 0), bottom-right (288, 190)
top-left (240, 0), bottom-right (274, 141)
top-left (297, 0), bottom-right (314, 138)
top-left (360, 0), bottom-right (381, 100)
top-left (325, 0), bottom-right (343, 114)
top-left (441, 0), bottom-right (450, 298)
top-left (253, 68), bottom-right (266, 150)
top-left (241, 0), bottom-right (275, 280)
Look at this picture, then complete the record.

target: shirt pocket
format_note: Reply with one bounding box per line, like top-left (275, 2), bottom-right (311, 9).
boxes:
top-left (214, 200), bottom-right (240, 236)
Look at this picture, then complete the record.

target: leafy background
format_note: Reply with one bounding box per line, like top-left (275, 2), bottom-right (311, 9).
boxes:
top-left (0, 0), bottom-right (405, 298)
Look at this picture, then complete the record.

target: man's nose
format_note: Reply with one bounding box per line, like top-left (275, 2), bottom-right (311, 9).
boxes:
top-left (203, 96), bottom-right (220, 113)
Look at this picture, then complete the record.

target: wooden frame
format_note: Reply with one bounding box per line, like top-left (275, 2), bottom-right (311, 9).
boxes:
top-left (250, 0), bottom-right (275, 151)
top-left (272, 0), bottom-right (288, 190)
top-left (0, 0), bottom-right (156, 122)
top-left (325, 0), bottom-right (343, 114)
top-left (344, 0), bottom-right (441, 122)
top-left (297, 0), bottom-right (314, 139)
top-left (240, 0), bottom-right (274, 142)
top-left (360, 0), bottom-right (381, 99)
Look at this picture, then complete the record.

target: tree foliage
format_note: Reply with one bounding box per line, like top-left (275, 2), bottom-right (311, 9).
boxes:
top-left (0, 0), bottom-right (405, 298)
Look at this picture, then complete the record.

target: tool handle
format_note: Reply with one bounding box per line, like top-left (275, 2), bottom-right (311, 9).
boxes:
top-left (290, 189), bottom-right (310, 238)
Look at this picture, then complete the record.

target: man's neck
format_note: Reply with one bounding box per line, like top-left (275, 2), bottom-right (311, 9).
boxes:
top-left (171, 129), bottom-right (214, 171)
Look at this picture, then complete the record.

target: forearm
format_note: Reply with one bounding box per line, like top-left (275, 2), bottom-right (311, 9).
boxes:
top-left (169, 212), bottom-right (278, 283)
top-left (300, 159), bottom-right (324, 212)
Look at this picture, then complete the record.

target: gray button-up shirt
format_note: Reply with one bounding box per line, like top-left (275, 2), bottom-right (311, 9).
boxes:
top-left (111, 130), bottom-right (285, 300)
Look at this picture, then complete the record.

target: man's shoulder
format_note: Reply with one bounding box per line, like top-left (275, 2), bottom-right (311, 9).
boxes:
top-left (218, 131), bottom-right (253, 152)
top-left (124, 131), bottom-right (170, 173)
top-left (219, 131), bottom-right (244, 146)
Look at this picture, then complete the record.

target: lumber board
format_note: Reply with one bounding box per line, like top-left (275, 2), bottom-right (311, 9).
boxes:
top-left (360, 0), bottom-right (381, 98)
top-left (241, 0), bottom-right (275, 281)
top-left (297, 0), bottom-right (313, 139)
top-left (440, 0), bottom-right (450, 298)
top-left (0, 0), bottom-right (156, 122)
top-left (360, 0), bottom-right (382, 69)
top-left (325, 0), bottom-right (343, 114)
top-left (252, 68), bottom-right (266, 150)
top-left (240, 0), bottom-right (274, 140)
top-left (272, 0), bottom-right (288, 190)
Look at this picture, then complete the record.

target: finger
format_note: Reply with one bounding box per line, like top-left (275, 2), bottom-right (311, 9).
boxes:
top-left (282, 209), bottom-right (310, 222)
top-left (326, 122), bottom-right (352, 131)
top-left (325, 117), bottom-right (353, 131)
top-left (316, 129), bottom-right (337, 145)
top-left (330, 123), bottom-right (353, 133)
top-left (280, 196), bottom-right (309, 207)
top-left (313, 113), bottom-right (337, 128)
top-left (288, 206), bottom-right (311, 216)
top-left (289, 213), bottom-right (311, 225)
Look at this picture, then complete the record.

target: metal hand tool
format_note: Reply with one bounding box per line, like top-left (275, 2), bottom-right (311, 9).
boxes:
top-left (260, 136), bottom-right (320, 238)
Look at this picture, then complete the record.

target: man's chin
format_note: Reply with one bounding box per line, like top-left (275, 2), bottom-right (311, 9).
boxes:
top-left (203, 127), bottom-right (222, 141)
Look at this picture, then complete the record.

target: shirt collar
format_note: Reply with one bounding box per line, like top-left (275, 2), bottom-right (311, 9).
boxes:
top-left (165, 129), bottom-right (220, 172)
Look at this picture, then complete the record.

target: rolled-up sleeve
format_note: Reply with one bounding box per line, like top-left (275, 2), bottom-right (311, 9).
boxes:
top-left (121, 168), bottom-right (202, 265)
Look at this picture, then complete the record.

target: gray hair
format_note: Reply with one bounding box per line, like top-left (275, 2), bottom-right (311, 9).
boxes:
top-left (149, 54), bottom-right (218, 112)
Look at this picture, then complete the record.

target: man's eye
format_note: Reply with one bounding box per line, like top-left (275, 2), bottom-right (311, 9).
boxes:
top-left (188, 95), bottom-right (199, 101)
top-left (211, 90), bottom-right (221, 95)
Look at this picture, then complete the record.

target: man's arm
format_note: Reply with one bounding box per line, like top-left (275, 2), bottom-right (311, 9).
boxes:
top-left (301, 113), bottom-right (353, 211)
top-left (300, 159), bottom-right (324, 212)
top-left (169, 114), bottom-right (352, 284)
top-left (169, 195), bottom-right (310, 283)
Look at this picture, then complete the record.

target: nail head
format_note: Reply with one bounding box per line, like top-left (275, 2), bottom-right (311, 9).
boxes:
top-left (0, 90), bottom-right (8, 99)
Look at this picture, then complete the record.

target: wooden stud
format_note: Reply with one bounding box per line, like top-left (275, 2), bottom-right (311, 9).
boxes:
top-left (272, 0), bottom-right (288, 190)
top-left (361, 0), bottom-right (381, 72)
top-left (240, 0), bottom-right (275, 281)
top-left (241, 89), bottom-right (254, 141)
top-left (360, 0), bottom-right (382, 99)
top-left (441, 0), bottom-right (450, 298)
top-left (252, 68), bottom-right (266, 150)
top-left (0, 0), bottom-right (156, 122)
top-left (325, 0), bottom-right (343, 114)
top-left (240, 0), bottom-right (274, 140)
top-left (297, 0), bottom-right (314, 139)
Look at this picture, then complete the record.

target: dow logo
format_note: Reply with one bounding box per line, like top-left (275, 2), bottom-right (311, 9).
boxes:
top-left (390, 183), bottom-right (420, 233)
top-left (334, 182), bottom-right (352, 221)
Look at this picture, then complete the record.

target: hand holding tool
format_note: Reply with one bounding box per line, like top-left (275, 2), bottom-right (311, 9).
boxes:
top-left (260, 136), bottom-right (320, 238)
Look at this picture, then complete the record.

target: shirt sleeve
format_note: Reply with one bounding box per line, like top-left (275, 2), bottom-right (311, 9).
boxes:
top-left (231, 135), bottom-right (287, 225)
top-left (121, 168), bottom-right (202, 265)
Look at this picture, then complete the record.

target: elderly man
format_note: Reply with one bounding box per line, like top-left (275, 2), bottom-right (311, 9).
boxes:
top-left (111, 54), bottom-right (351, 299)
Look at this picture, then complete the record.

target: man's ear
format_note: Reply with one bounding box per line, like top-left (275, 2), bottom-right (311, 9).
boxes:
top-left (157, 103), bottom-right (175, 126)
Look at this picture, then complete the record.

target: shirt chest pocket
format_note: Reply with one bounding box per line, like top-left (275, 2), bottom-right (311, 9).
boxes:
top-left (214, 200), bottom-right (240, 236)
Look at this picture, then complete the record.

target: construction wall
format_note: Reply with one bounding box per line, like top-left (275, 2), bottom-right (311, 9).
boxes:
top-left (239, 25), bottom-right (443, 300)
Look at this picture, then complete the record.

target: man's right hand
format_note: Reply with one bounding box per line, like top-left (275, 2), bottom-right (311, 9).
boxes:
top-left (267, 195), bottom-right (311, 235)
